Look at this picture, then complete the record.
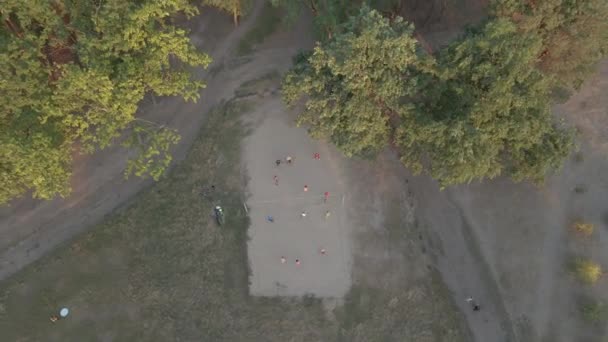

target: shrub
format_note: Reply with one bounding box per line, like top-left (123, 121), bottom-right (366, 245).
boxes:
top-left (579, 297), bottom-right (608, 324)
top-left (571, 258), bottom-right (602, 284)
top-left (571, 221), bottom-right (594, 237)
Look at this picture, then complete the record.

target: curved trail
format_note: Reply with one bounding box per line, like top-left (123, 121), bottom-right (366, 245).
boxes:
top-left (0, 1), bottom-right (269, 281)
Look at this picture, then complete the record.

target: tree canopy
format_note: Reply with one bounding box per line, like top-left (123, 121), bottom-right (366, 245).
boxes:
top-left (269, 0), bottom-right (355, 39)
top-left (398, 18), bottom-right (573, 186)
top-left (494, 0), bottom-right (608, 90)
top-left (0, 0), bottom-right (211, 203)
top-left (283, 7), bottom-right (574, 186)
top-left (282, 6), bottom-right (433, 157)
top-left (203, 0), bottom-right (249, 26)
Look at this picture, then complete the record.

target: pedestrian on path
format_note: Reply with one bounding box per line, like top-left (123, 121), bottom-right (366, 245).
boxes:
top-left (286, 155), bottom-right (292, 164)
top-left (301, 211), bottom-right (307, 218)
top-left (313, 152), bottom-right (320, 160)
top-left (320, 248), bottom-right (326, 255)
top-left (267, 215), bottom-right (274, 223)
top-left (281, 256), bottom-right (286, 264)
top-left (273, 175), bottom-right (279, 186)
top-left (324, 191), bottom-right (329, 203)
top-left (275, 159), bottom-right (281, 167)
top-left (325, 210), bottom-right (331, 219)
top-left (304, 185), bottom-right (308, 192)
top-left (466, 297), bottom-right (481, 311)
top-left (295, 259), bottom-right (301, 266)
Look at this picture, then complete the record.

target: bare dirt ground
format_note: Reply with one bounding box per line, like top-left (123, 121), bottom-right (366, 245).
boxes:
top-left (244, 97), bottom-right (353, 298)
top-left (440, 60), bottom-right (608, 342)
top-left (0, 3), bottom-right (265, 280)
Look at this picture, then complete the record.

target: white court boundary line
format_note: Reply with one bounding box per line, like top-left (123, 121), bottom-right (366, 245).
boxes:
top-left (245, 191), bottom-right (346, 205)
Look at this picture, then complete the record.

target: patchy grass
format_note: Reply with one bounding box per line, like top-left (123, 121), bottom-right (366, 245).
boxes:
top-left (570, 257), bottom-right (603, 285)
top-left (0, 96), bottom-right (470, 342)
top-left (237, 2), bottom-right (282, 56)
top-left (0, 100), bottom-right (330, 342)
top-left (335, 272), bottom-right (469, 342)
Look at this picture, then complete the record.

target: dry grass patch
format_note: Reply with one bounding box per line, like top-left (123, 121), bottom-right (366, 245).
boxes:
top-left (571, 221), bottom-right (595, 238)
top-left (570, 257), bottom-right (603, 285)
top-left (0, 100), bottom-right (331, 342)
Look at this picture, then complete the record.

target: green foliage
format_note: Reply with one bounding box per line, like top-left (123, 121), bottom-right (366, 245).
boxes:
top-left (283, 10), bottom-right (573, 186)
top-left (269, 0), bottom-right (356, 40)
top-left (202, 0), bottom-right (250, 25)
top-left (579, 297), bottom-right (608, 324)
top-left (282, 6), bottom-right (431, 157)
top-left (0, 0), bottom-right (211, 203)
top-left (398, 19), bottom-right (573, 186)
top-left (123, 121), bottom-right (181, 181)
top-left (570, 257), bottom-right (602, 285)
top-left (494, 0), bottom-right (608, 89)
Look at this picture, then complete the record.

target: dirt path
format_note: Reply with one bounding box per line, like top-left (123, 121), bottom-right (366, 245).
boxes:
top-left (423, 61), bottom-right (608, 342)
top-left (0, 1), bottom-right (270, 281)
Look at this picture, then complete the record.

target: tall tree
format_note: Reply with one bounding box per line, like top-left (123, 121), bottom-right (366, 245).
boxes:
top-left (283, 6), bottom-right (432, 157)
top-left (269, 0), bottom-right (355, 39)
top-left (494, 0), bottom-right (608, 89)
top-left (203, 0), bottom-right (249, 26)
top-left (398, 18), bottom-right (573, 186)
top-left (283, 8), bottom-right (573, 186)
top-left (0, 0), bottom-right (211, 204)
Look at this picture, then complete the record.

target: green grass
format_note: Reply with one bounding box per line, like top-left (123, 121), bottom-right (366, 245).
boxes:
top-left (0, 100), bottom-right (330, 342)
top-left (237, 3), bottom-right (282, 56)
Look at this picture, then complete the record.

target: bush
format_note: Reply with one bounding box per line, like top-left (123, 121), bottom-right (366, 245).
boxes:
top-left (571, 258), bottom-right (602, 284)
top-left (571, 221), bottom-right (594, 237)
top-left (579, 297), bottom-right (608, 324)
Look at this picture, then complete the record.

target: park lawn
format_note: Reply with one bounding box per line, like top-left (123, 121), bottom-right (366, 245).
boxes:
top-left (0, 100), bottom-right (330, 342)
top-left (0, 92), bottom-right (470, 342)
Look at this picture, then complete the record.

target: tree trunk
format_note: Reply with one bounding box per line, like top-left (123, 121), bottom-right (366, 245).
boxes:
top-left (308, 0), bottom-right (319, 16)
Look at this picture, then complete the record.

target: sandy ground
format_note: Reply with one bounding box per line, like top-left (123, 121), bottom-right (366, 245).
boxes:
top-left (243, 98), bottom-right (352, 297)
top-left (368, 62), bottom-right (608, 342)
top-left (418, 60), bottom-right (608, 342)
top-left (0, 3), bottom-right (267, 280)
